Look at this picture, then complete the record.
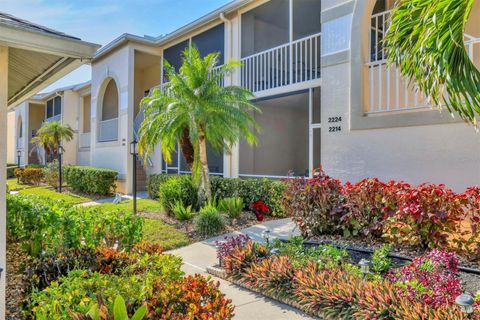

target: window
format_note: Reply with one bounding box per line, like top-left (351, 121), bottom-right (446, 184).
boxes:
top-left (102, 79), bottom-right (119, 121)
top-left (46, 96), bottom-right (61, 119)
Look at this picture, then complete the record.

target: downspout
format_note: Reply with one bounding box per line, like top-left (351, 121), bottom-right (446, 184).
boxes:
top-left (219, 12), bottom-right (234, 178)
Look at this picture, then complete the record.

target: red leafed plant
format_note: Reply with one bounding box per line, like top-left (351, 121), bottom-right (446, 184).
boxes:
top-left (250, 200), bottom-right (269, 221)
top-left (215, 234), bottom-right (250, 266)
top-left (147, 274), bottom-right (235, 320)
top-left (283, 168), bottom-right (344, 238)
top-left (383, 183), bottom-right (465, 249)
top-left (341, 178), bottom-right (388, 237)
top-left (386, 249), bottom-right (462, 308)
top-left (222, 240), bottom-right (268, 277)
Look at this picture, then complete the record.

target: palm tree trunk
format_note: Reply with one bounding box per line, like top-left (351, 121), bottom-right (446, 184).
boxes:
top-left (179, 127), bottom-right (194, 168)
top-left (198, 133), bottom-right (211, 203)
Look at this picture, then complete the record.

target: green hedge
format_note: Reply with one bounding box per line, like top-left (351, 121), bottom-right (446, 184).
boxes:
top-left (7, 164), bottom-right (16, 179)
top-left (148, 173), bottom-right (172, 199)
top-left (64, 166), bottom-right (118, 195)
top-left (148, 174), bottom-right (286, 217)
top-left (211, 176), bottom-right (286, 217)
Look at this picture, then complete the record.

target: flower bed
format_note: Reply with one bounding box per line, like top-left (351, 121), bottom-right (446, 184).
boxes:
top-left (6, 194), bottom-right (234, 319)
top-left (283, 170), bottom-right (480, 260)
top-left (212, 235), bottom-right (480, 320)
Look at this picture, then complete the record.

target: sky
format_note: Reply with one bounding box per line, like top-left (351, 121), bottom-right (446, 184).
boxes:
top-left (1, 0), bottom-right (231, 92)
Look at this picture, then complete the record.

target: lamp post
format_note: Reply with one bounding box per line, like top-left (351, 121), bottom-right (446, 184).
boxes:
top-left (130, 139), bottom-right (138, 215)
top-left (57, 145), bottom-right (64, 193)
top-left (359, 258), bottom-right (371, 280)
top-left (455, 293), bottom-right (475, 318)
top-left (16, 150), bottom-right (21, 168)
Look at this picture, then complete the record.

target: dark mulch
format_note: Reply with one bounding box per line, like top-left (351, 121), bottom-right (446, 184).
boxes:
top-left (140, 210), bottom-right (276, 243)
top-left (6, 242), bottom-right (27, 320)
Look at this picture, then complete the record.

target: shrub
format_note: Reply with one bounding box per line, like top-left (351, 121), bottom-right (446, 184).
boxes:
top-left (171, 200), bottom-right (194, 221)
top-left (64, 166), bottom-right (117, 195)
top-left (242, 255), bottom-right (296, 297)
top-left (43, 160), bottom-right (59, 188)
top-left (218, 197), bottom-right (243, 219)
top-left (211, 176), bottom-right (286, 217)
top-left (14, 167), bottom-right (44, 185)
top-left (71, 295), bottom-right (148, 320)
top-left (7, 195), bottom-right (143, 256)
top-left (386, 249), bottom-right (462, 307)
top-left (215, 234), bottom-right (251, 265)
top-left (146, 275), bottom-right (235, 320)
top-left (194, 204), bottom-right (225, 236)
top-left (371, 244), bottom-right (392, 274)
top-left (222, 240), bottom-right (268, 276)
top-left (383, 183), bottom-right (465, 249)
top-left (30, 270), bottom-right (148, 319)
top-left (341, 178), bottom-right (387, 237)
top-left (7, 164), bottom-right (16, 179)
top-left (147, 173), bottom-right (170, 199)
top-left (158, 175), bottom-right (197, 214)
top-left (283, 170), bottom-right (344, 238)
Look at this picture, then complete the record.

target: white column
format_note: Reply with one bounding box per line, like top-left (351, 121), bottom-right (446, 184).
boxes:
top-left (0, 45), bottom-right (8, 319)
top-left (229, 16), bottom-right (241, 178)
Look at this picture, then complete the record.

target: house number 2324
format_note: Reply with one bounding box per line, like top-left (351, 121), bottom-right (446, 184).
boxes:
top-left (328, 116), bottom-right (342, 133)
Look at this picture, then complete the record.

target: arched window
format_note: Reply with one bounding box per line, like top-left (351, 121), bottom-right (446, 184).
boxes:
top-left (98, 78), bottom-right (119, 142)
top-left (17, 116), bottom-right (23, 138)
top-left (102, 79), bottom-right (119, 121)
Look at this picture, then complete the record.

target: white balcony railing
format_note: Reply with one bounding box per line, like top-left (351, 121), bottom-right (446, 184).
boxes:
top-left (98, 118), bottom-right (118, 142)
top-left (241, 33), bottom-right (321, 93)
top-left (45, 114), bottom-right (61, 123)
top-left (367, 10), bottom-right (480, 114)
top-left (79, 132), bottom-right (91, 148)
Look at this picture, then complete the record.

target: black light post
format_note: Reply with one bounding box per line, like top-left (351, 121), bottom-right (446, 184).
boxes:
top-left (130, 139), bottom-right (138, 215)
top-left (57, 145), bottom-right (64, 193)
top-left (16, 150), bottom-right (21, 168)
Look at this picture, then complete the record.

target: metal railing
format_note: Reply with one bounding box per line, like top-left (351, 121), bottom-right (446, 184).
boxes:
top-left (98, 118), bottom-right (118, 142)
top-left (79, 132), bottom-right (91, 148)
top-left (241, 33), bottom-right (321, 93)
top-left (367, 10), bottom-right (480, 113)
top-left (45, 114), bottom-right (61, 123)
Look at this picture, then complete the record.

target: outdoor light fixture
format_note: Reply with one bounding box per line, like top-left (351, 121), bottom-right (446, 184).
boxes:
top-left (455, 293), bottom-right (475, 316)
top-left (57, 145), bottom-right (64, 193)
top-left (358, 258), bottom-right (371, 276)
top-left (130, 139), bottom-right (138, 215)
top-left (263, 229), bottom-right (271, 245)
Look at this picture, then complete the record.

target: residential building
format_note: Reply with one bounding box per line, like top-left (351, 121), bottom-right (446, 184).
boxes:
top-left (9, 0), bottom-right (479, 194)
top-left (12, 82), bottom-right (92, 167)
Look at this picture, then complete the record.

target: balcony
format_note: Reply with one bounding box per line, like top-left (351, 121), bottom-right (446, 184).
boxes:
top-left (45, 114), bottom-right (61, 123)
top-left (79, 132), bottom-right (91, 148)
top-left (366, 10), bottom-right (480, 114)
top-left (98, 118), bottom-right (118, 142)
top-left (241, 33), bottom-right (321, 94)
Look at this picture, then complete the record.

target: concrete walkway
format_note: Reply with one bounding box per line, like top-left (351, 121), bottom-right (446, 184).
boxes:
top-left (168, 219), bottom-right (317, 320)
top-left (77, 191), bottom-right (149, 206)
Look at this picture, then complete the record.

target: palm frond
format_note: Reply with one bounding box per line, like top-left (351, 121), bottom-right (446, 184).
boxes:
top-left (384, 0), bottom-right (479, 125)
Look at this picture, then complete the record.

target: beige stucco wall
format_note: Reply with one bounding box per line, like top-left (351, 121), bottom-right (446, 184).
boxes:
top-left (61, 90), bottom-right (80, 165)
top-left (319, 0), bottom-right (480, 191)
top-left (91, 45), bottom-right (132, 192)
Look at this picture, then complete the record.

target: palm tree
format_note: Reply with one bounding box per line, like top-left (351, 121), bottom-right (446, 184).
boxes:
top-left (31, 121), bottom-right (74, 160)
top-left (384, 0), bottom-right (480, 126)
top-left (138, 45), bottom-right (260, 202)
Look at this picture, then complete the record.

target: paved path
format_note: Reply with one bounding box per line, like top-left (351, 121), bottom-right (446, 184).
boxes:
top-left (168, 219), bottom-right (317, 320)
top-left (77, 191), bottom-right (149, 206)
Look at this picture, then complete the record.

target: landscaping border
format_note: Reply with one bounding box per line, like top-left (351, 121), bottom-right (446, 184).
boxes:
top-left (206, 265), bottom-right (322, 319)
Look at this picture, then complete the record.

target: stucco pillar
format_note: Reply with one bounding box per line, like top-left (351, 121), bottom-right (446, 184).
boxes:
top-left (0, 45), bottom-right (8, 319)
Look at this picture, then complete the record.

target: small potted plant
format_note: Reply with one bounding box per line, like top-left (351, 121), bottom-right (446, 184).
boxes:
top-left (250, 200), bottom-right (269, 222)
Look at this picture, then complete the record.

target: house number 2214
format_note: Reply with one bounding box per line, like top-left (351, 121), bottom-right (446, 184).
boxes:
top-left (328, 116), bottom-right (342, 133)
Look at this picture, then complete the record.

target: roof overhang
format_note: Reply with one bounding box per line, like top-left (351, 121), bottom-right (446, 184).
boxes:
top-left (0, 21), bottom-right (99, 108)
